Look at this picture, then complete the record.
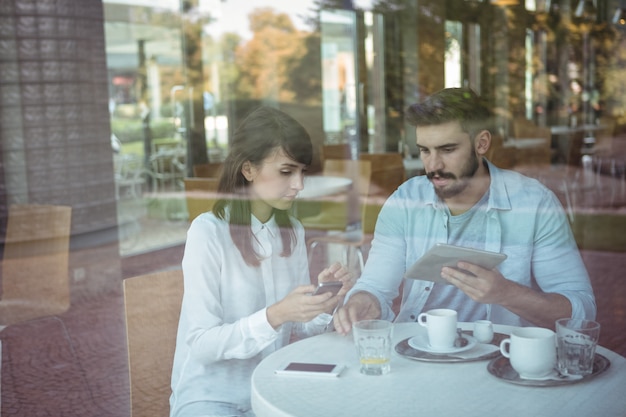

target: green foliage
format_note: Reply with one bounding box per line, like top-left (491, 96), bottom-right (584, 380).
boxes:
top-left (284, 33), bottom-right (322, 103)
top-left (111, 118), bottom-right (176, 143)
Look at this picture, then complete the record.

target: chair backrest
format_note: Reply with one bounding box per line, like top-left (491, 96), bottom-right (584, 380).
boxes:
top-left (192, 162), bottom-right (224, 178)
top-left (300, 159), bottom-right (371, 232)
top-left (323, 159), bottom-right (371, 197)
top-left (321, 144), bottom-right (351, 162)
top-left (510, 119), bottom-right (552, 166)
top-left (123, 269), bottom-right (184, 417)
top-left (184, 177), bottom-right (220, 221)
top-left (315, 159), bottom-right (372, 230)
top-left (512, 117), bottom-right (538, 138)
top-left (486, 133), bottom-right (517, 169)
top-left (360, 153), bottom-right (405, 197)
top-left (1, 204), bottom-right (72, 324)
top-left (595, 116), bottom-right (617, 151)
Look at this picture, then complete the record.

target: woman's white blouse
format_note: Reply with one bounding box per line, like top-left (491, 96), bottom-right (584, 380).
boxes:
top-left (169, 211), bottom-right (329, 416)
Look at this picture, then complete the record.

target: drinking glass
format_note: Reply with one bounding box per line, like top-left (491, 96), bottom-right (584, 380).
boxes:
top-left (556, 318), bottom-right (600, 376)
top-left (352, 319), bottom-right (393, 376)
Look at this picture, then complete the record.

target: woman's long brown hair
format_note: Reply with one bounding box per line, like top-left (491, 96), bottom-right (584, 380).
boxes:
top-left (212, 107), bottom-right (313, 267)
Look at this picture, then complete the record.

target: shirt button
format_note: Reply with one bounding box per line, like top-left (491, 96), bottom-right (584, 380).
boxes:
top-left (425, 287), bottom-right (430, 291)
top-left (410, 314), bottom-right (416, 320)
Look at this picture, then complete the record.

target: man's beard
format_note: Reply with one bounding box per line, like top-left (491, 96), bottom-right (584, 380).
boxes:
top-left (427, 152), bottom-right (480, 199)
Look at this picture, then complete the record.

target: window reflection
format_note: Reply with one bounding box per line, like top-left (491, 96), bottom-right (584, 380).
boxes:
top-left (1, 0), bottom-right (626, 414)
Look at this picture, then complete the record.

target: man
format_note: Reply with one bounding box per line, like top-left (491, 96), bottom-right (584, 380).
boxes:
top-left (334, 87), bottom-right (595, 334)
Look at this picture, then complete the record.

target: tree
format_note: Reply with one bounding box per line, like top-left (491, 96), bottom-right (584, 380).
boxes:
top-left (233, 8), bottom-right (304, 102)
top-left (284, 33), bottom-right (322, 104)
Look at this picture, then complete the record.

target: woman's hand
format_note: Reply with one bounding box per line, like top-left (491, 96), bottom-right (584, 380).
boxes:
top-left (267, 285), bottom-right (339, 329)
top-left (267, 263), bottom-right (356, 329)
top-left (317, 262), bottom-right (355, 298)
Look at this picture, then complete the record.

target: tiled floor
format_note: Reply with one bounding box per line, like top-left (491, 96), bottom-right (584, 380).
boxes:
top-left (1, 242), bottom-right (186, 417)
top-left (1, 164), bottom-right (626, 416)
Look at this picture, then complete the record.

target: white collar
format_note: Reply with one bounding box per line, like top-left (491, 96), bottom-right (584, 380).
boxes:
top-left (251, 214), bottom-right (278, 238)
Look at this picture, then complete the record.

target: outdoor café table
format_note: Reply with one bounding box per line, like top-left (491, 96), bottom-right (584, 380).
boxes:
top-left (251, 322), bottom-right (626, 417)
top-left (299, 175), bottom-right (352, 199)
top-left (293, 175), bottom-right (353, 218)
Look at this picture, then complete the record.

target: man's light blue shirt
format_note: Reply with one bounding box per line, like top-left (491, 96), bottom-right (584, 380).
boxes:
top-left (349, 159), bottom-right (596, 327)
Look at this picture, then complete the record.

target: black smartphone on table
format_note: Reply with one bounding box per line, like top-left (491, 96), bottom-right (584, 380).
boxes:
top-left (275, 362), bottom-right (345, 377)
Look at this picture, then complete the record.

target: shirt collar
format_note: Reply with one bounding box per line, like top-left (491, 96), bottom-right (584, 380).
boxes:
top-left (484, 159), bottom-right (512, 211)
top-left (251, 213), bottom-right (278, 238)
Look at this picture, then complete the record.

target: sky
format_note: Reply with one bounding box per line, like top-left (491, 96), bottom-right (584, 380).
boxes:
top-left (106, 0), bottom-right (316, 40)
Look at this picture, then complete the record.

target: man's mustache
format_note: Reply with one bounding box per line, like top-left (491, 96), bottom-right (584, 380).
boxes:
top-left (427, 171), bottom-right (457, 180)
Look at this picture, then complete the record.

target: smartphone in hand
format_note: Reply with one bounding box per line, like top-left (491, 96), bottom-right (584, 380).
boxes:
top-left (312, 281), bottom-right (343, 297)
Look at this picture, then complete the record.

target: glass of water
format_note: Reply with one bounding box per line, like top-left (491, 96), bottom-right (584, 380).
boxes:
top-left (352, 319), bottom-right (393, 375)
top-left (556, 318), bottom-right (601, 376)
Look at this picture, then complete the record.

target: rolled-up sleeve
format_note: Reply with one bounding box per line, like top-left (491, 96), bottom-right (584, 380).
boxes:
top-left (530, 189), bottom-right (596, 320)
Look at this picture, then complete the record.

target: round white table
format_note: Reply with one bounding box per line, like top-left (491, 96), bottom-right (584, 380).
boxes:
top-left (550, 124), bottom-right (607, 135)
top-left (402, 158), bottom-right (425, 178)
top-left (298, 176), bottom-right (352, 199)
top-left (251, 322), bottom-right (626, 417)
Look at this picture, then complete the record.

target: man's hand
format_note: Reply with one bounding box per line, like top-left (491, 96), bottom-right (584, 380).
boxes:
top-left (333, 291), bottom-right (381, 335)
top-left (441, 261), bottom-right (572, 328)
top-left (440, 261), bottom-right (514, 304)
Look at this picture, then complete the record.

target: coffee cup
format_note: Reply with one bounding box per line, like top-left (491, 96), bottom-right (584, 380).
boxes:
top-left (417, 309), bottom-right (458, 350)
top-left (500, 327), bottom-right (556, 379)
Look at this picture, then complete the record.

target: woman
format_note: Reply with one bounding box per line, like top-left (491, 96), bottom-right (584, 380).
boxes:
top-left (170, 107), bottom-right (352, 417)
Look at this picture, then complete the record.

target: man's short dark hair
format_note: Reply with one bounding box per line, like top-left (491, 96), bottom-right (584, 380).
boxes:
top-left (405, 87), bottom-right (494, 138)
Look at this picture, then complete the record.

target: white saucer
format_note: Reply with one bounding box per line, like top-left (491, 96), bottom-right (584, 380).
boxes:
top-left (408, 333), bottom-right (477, 354)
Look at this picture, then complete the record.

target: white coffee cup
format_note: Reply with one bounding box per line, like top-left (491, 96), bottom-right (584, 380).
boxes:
top-left (417, 309), bottom-right (458, 349)
top-left (500, 327), bottom-right (556, 379)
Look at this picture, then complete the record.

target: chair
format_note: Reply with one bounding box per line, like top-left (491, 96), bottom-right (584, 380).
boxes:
top-left (592, 116), bottom-right (617, 157)
top-left (301, 159), bottom-right (372, 273)
top-left (360, 152), bottom-right (406, 197)
top-left (486, 133), bottom-right (517, 169)
top-left (510, 118), bottom-right (552, 166)
top-left (123, 269), bottom-right (184, 417)
top-left (114, 153), bottom-right (147, 200)
top-left (566, 130), bottom-right (587, 168)
top-left (300, 159), bottom-right (371, 231)
top-left (0, 204), bottom-right (72, 327)
top-left (305, 196), bottom-right (382, 274)
top-left (149, 149), bottom-right (186, 192)
top-left (320, 143), bottom-right (351, 162)
top-left (192, 162), bottom-right (224, 178)
top-left (184, 177), bottom-right (220, 221)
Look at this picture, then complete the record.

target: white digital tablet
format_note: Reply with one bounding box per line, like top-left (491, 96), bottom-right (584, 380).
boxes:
top-left (404, 243), bottom-right (507, 285)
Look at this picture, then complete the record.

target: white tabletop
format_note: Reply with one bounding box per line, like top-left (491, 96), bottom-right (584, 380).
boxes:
top-left (402, 158), bottom-right (424, 170)
top-left (550, 124), bottom-right (606, 135)
top-left (505, 137), bottom-right (548, 148)
top-left (251, 322), bottom-right (626, 417)
top-left (298, 176), bottom-right (352, 199)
